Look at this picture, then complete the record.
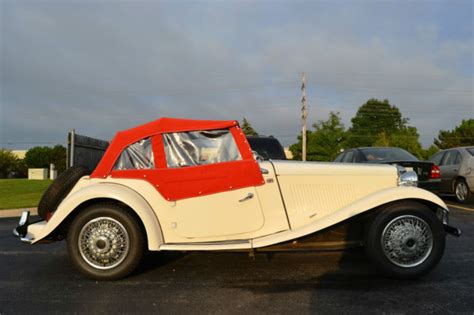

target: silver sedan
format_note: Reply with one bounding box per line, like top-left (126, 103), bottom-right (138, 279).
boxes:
top-left (429, 147), bottom-right (474, 203)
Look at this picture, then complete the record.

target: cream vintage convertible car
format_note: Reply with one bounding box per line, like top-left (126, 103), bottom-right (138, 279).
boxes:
top-left (14, 118), bottom-right (460, 280)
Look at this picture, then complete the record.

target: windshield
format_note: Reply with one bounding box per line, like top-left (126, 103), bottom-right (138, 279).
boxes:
top-left (360, 148), bottom-right (418, 162)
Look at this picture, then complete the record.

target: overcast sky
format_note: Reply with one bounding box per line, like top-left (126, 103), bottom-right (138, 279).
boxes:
top-left (1, 0), bottom-right (473, 149)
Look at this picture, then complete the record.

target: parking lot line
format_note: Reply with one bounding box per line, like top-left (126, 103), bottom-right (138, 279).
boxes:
top-left (445, 203), bottom-right (474, 212)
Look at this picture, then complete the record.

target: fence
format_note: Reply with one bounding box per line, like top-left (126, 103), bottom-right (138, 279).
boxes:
top-left (66, 130), bottom-right (109, 171)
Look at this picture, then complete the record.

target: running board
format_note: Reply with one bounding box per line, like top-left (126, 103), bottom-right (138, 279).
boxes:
top-left (256, 240), bottom-right (363, 252)
top-left (159, 240), bottom-right (251, 251)
top-left (158, 239), bottom-right (363, 252)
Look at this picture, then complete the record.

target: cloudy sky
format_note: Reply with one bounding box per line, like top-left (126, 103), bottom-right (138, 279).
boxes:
top-left (1, 0), bottom-right (472, 149)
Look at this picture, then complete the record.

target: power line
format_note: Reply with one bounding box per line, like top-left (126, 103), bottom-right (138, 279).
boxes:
top-left (22, 78), bottom-right (473, 97)
top-left (254, 102), bottom-right (470, 115)
top-left (0, 141), bottom-right (63, 144)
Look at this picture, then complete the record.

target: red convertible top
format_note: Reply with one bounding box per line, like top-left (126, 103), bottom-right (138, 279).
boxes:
top-left (115, 117), bottom-right (239, 141)
top-left (91, 117), bottom-right (239, 178)
top-left (90, 117), bottom-right (264, 201)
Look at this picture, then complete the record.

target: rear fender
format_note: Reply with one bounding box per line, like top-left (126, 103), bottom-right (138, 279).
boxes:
top-left (31, 183), bottom-right (164, 250)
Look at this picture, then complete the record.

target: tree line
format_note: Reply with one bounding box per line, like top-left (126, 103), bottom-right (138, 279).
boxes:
top-left (243, 98), bottom-right (473, 161)
top-left (0, 145), bottom-right (66, 178)
top-left (1, 100), bottom-right (472, 178)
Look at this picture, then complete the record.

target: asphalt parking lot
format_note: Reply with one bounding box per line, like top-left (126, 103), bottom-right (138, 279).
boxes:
top-left (0, 200), bottom-right (473, 314)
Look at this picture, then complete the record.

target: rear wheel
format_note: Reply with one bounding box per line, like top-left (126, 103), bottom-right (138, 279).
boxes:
top-left (67, 203), bottom-right (144, 280)
top-left (455, 179), bottom-right (473, 204)
top-left (365, 202), bottom-right (445, 278)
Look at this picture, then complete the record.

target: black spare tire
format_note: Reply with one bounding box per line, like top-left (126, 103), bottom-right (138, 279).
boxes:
top-left (37, 165), bottom-right (91, 220)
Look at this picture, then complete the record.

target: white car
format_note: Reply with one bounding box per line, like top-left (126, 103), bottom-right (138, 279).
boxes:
top-left (14, 118), bottom-right (461, 280)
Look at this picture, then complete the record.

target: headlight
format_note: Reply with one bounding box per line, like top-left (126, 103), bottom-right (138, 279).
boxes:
top-left (398, 171), bottom-right (418, 187)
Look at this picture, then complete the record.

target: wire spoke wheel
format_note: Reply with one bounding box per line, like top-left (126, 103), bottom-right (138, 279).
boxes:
top-left (78, 217), bottom-right (130, 270)
top-left (381, 215), bottom-right (433, 268)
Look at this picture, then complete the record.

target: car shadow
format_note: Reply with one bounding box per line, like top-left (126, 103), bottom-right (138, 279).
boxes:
top-left (134, 251), bottom-right (189, 275)
top-left (133, 217), bottom-right (405, 292)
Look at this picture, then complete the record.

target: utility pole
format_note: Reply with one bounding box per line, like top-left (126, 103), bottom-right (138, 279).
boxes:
top-left (301, 72), bottom-right (308, 161)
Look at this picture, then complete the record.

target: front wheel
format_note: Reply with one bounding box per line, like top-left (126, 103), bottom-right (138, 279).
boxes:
top-left (67, 203), bottom-right (145, 280)
top-left (365, 202), bottom-right (445, 279)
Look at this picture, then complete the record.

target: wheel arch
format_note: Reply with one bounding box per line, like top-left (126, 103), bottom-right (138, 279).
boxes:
top-left (373, 198), bottom-right (446, 215)
top-left (32, 183), bottom-right (164, 250)
top-left (452, 175), bottom-right (467, 192)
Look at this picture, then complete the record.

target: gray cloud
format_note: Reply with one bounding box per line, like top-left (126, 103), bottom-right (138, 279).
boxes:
top-left (1, 1), bottom-right (472, 149)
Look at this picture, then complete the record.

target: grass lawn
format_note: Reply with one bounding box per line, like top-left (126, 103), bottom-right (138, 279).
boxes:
top-left (0, 179), bottom-right (52, 210)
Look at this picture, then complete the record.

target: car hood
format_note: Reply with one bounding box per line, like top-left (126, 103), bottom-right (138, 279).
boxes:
top-left (270, 160), bottom-right (397, 177)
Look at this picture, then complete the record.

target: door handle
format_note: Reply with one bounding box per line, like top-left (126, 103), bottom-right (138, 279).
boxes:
top-left (260, 168), bottom-right (269, 174)
top-left (239, 192), bottom-right (254, 202)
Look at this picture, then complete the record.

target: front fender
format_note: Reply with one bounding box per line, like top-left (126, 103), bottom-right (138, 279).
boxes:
top-left (252, 186), bottom-right (448, 248)
top-left (30, 183), bottom-right (164, 250)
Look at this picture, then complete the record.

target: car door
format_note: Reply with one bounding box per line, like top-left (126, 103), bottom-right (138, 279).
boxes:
top-left (157, 129), bottom-right (266, 240)
top-left (439, 150), bottom-right (461, 193)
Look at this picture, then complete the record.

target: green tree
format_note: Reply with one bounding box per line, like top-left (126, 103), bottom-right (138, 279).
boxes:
top-left (421, 145), bottom-right (439, 160)
top-left (386, 126), bottom-right (424, 159)
top-left (346, 98), bottom-right (408, 148)
top-left (24, 145), bottom-right (66, 173)
top-left (241, 118), bottom-right (259, 136)
top-left (290, 112), bottom-right (346, 161)
top-left (0, 149), bottom-right (19, 178)
top-left (434, 119), bottom-right (474, 149)
top-left (50, 145), bottom-right (67, 173)
top-left (24, 146), bottom-right (52, 169)
top-left (344, 98), bottom-right (425, 158)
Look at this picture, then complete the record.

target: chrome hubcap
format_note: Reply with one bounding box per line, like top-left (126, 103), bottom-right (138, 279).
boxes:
top-left (381, 215), bottom-right (433, 268)
top-left (456, 182), bottom-right (468, 201)
top-left (78, 217), bottom-right (130, 270)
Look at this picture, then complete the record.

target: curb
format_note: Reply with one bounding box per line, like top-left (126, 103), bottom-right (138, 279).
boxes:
top-left (0, 208), bottom-right (38, 218)
top-left (446, 203), bottom-right (474, 212)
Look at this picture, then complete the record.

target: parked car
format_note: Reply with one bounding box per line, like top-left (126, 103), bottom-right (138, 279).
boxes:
top-left (334, 147), bottom-right (441, 193)
top-left (429, 147), bottom-right (474, 203)
top-left (247, 136), bottom-right (286, 160)
top-left (14, 118), bottom-right (460, 280)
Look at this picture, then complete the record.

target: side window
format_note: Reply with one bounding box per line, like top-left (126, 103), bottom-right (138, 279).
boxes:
top-left (163, 129), bottom-right (242, 168)
top-left (342, 151), bottom-right (354, 163)
top-left (334, 152), bottom-right (344, 162)
top-left (453, 151), bottom-right (462, 165)
top-left (114, 138), bottom-right (154, 170)
top-left (442, 150), bottom-right (461, 166)
top-left (429, 152), bottom-right (444, 165)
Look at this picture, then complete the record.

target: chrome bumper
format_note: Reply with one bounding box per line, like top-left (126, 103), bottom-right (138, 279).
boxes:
top-left (444, 224), bottom-right (462, 237)
top-left (12, 210), bottom-right (34, 243)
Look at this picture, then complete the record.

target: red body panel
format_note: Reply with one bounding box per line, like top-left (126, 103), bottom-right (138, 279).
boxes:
top-left (90, 117), bottom-right (264, 201)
